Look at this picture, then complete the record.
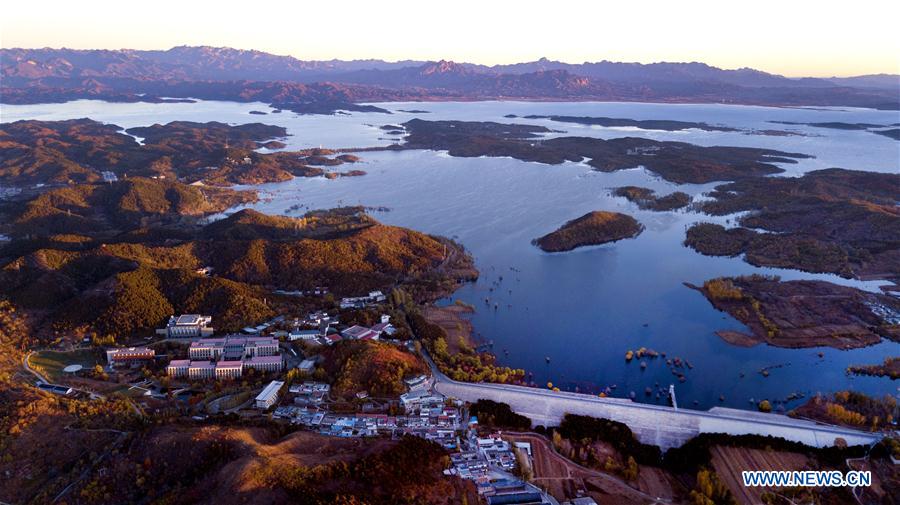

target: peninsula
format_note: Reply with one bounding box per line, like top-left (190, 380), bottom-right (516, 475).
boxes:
top-left (399, 118), bottom-right (811, 184)
top-left (690, 275), bottom-right (900, 349)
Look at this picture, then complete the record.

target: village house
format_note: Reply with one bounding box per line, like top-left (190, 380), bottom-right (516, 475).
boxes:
top-left (404, 374), bottom-right (429, 391)
top-left (341, 325), bottom-right (379, 341)
top-left (322, 333), bottom-right (343, 346)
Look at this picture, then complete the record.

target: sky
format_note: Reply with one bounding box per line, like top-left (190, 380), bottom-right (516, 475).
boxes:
top-left (2, 0), bottom-right (899, 77)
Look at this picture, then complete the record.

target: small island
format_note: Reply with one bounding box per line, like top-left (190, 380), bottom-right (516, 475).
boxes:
top-left (533, 211), bottom-right (643, 252)
top-left (613, 186), bottom-right (692, 211)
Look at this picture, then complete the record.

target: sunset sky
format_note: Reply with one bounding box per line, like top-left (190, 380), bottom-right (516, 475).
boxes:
top-left (3, 0), bottom-right (899, 77)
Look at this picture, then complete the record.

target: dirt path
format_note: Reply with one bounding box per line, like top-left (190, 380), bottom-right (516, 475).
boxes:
top-left (503, 432), bottom-right (672, 504)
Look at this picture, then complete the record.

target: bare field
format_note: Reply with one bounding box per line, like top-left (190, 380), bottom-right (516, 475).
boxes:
top-left (504, 432), bottom-right (676, 504)
top-left (710, 445), bottom-right (810, 505)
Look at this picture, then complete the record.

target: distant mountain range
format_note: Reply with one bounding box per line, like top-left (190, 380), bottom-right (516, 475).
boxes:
top-left (2, 46), bottom-right (898, 110)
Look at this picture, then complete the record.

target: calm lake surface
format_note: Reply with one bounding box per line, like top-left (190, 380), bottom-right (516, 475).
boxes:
top-left (4, 99), bottom-right (899, 411)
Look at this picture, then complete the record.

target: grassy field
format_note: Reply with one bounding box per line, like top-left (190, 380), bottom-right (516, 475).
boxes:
top-left (28, 348), bottom-right (102, 381)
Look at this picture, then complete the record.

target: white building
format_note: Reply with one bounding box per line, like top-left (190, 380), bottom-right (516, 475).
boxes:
top-left (256, 380), bottom-right (285, 410)
top-left (187, 361), bottom-right (215, 379)
top-left (162, 314), bottom-right (214, 338)
top-left (215, 361), bottom-right (243, 379)
top-left (188, 335), bottom-right (278, 361)
top-left (289, 329), bottom-right (320, 341)
top-left (244, 355), bottom-right (283, 373)
top-left (166, 359), bottom-right (190, 377)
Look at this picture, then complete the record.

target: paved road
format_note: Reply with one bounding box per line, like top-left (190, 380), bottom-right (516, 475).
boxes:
top-left (423, 352), bottom-right (883, 450)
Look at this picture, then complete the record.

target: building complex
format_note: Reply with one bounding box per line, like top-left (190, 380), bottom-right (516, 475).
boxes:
top-left (167, 335), bottom-right (283, 380)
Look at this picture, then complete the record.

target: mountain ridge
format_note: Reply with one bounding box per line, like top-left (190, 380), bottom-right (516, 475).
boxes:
top-left (2, 46), bottom-right (898, 110)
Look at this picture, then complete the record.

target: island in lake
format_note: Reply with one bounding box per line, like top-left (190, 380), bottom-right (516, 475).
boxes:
top-left (533, 211), bottom-right (643, 252)
top-left (514, 114), bottom-right (740, 132)
top-left (613, 186), bottom-right (692, 211)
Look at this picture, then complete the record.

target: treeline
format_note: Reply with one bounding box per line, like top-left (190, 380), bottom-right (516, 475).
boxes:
top-left (663, 433), bottom-right (868, 474)
top-left (800, 390), bottom-right (897, 430)
top-left (469, 399), bottom-right (531, 430)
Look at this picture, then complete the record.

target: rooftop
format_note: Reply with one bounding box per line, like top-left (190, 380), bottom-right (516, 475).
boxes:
top-left (256, 380), bottom-right (285, 401)
top-left (175, 314), bottom-right (203, 325)
top-left (245, 355), bottom-right (282, 365)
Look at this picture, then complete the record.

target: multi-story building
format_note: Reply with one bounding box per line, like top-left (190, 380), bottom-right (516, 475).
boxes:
top-left (166, 359), bottom-right (190, 377)
top-left (162, 314), bottom-right (214, 338)
top-left (168, 335), bottom-right (282, 380)
top-left (256, 380), bottom-right (284, 409)
top-left (187, 361), bottom-right (215, 379)
top-left (188, 335), bottom-right (278, 361)
top-left (244, 355), bottom-right (283, 373)
top-left (106, 347), bottom-right (155, 366)
top-left (215, 360), bottom-right (243, 379)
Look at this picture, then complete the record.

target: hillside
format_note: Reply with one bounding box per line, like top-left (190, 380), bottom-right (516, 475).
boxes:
top-left (0, 199), bottom-right (474, 340)
top-left (0, 417), bottom-right (478, 505)
top-left (6, 177), bottom-right (256, 236)
top-left (321, 340), bottom-right (427, 398)
top-left (0, 119), bottom-right (333, 186)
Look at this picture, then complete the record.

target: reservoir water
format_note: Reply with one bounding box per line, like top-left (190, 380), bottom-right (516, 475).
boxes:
top-left (3, 99), bottom-right (899, 411)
